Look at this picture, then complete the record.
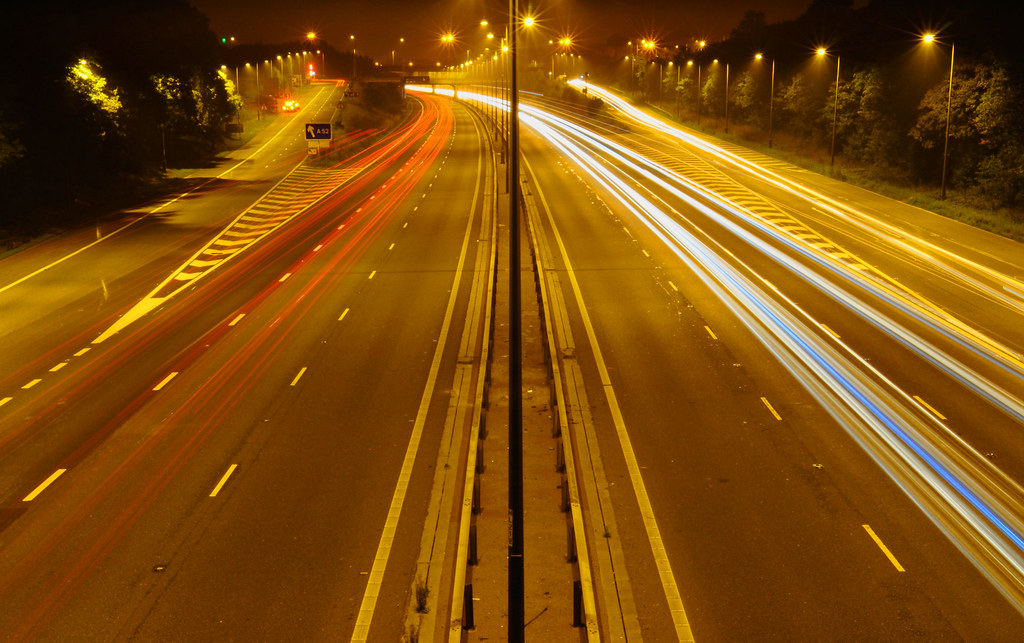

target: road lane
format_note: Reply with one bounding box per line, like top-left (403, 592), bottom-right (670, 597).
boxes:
top-left (516, 91), bottom-right (1024, 639)
top-left (0, 82), bottom-right (341, 385)
top-left (0, 92), bottom-right (492, 640)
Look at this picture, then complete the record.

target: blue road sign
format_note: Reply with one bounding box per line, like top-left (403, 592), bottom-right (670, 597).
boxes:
top-left (305, 123), bottom-right (332, 140)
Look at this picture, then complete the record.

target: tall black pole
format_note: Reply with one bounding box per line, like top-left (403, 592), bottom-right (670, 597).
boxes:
top-left (696, 65), bottom-right (701, 126)
top-left (940, 43), bottom-right (954, 200)
top-left (507, 0), bottom-right (525, 640)
top-left (830, 56), bottom-right (840, 169)
top-left (724, 62), bottom-right (730, 134)
top-left (768, 59), bottom-right (775, 148)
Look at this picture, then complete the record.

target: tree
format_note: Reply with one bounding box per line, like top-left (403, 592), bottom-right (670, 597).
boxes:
top-left (730, 71), bottom-right (762, 128)
top-left (0, 0), bottom-right (237, 218)
top-left (673, 74), bottom-right (695, 117)
top-left (778, 73), bottom-right (819, 138)
top-left (0, 112), bottom-right (25, 170)
top-left (911, 59), bottom-right (1024, 203)
top-left (823, 68), bottom-right (901, 168)
top-left (701, 67), bottom-right (725, 118)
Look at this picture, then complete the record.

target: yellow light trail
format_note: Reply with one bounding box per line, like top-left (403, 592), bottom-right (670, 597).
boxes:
top-left (410, 83), bottom-right (1024, 614)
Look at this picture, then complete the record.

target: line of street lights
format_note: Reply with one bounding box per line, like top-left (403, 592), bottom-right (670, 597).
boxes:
top-left (437, 25), bottom-right (955, 206)
top-left (225, 49), bottom-right (316, 119)
top-left (656, 34), bottom-right (953, 194)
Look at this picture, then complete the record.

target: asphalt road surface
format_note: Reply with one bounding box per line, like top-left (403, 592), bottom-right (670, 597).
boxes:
top-left (513, 83), bottom-right (1024, 640)
top-left (3, 75), bottom-right (1024, 641)
top-left (0, 83), bottom-right (493, 641)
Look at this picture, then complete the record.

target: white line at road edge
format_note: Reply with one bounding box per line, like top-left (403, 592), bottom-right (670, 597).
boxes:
top-left (0, 86), bottom-right (329, 296)
top-left (349, 101), bottom-right (483, 642)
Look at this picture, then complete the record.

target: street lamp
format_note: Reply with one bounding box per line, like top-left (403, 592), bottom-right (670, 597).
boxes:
top-left (660, 60), bottom-right (667, 106)
top-left (756, 53), bottom-right (776, 147)
top-left (245, 62), bottom-right (256, 118)
top-left (440, 32), bottom-right (456, 68)
top-left (923, 33), bottom-right (955, 199)
top-left (683, 60), bottom-right (694, 118)
top-left (393, 37), bottom-right (404, 67)
top-left (724, 61), bottom-right (730, 133)
top-left (693, 40), bottom-right (706, 125)
top-left (817, 47), bottom-right (840, 169)
top-left (506, 5), bottom-right (541, 642)
top-left (306, 32), bottom-right (323, 78)
top-left (350, 34), bottom-right (356, 78)
top-left (641, 39), bottom-right (656, 100)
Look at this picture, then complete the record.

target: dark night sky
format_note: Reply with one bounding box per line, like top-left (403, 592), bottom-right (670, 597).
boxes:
top-left (190, 0), bottom-right (818, 63)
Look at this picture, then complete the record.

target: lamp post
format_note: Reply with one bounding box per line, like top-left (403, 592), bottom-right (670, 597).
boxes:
top-left (394, 37), bottom-right (404, 67)
top-left (694, 40), bottom-right (706, 126)
top-left (817, 48), bottom-right (840, 169)
top-left (245, 62), bottom-right (257, 119)
top-left (641, 39), bottom-right (656, 100)
top-left (350, 34), bottom-right (356, 78)
top-left (627, 45), bottom-right (634, 95)
top-left (306, 32), bottom-right (322, 79)
top-left (683, 60), bottom-right (693, 119)
top-left (923, 33), bottom-right (954, 199)
top-left (441, 32), bottom-right (455, 69)
top-left (756, 53), bottom-right (775, 147)
top-left (658, 60), bottom-right (665, 106)
top-left (508, 2), bottom-right (524, 640)
top-left (696, 61), bottom-right (702, 125)
top-left (724, 61), bottom-right (730, 133)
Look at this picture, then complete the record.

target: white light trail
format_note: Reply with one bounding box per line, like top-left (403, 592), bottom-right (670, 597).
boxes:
top-left (409, 83), bottom-right (1024, 612)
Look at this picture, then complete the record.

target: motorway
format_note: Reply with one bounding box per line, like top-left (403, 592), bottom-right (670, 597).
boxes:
top-left (3, 69), bottom-right (1024, 641)
top-left (508, 84), bottom-right (1024, 639)
top-left (0, 82), bottom-right (494, 640)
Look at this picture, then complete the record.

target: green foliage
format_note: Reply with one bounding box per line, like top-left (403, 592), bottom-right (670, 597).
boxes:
top-left (729, 71), bottom-right (762, 128)
top-left (701, 70), bottom-right (724, 118)
top-left (0, 0), bottom-right (237, 224)
top-left (673, 75), bottom-right (695, 115)
top-left (0, 114), bottom-right (24, 169)
top-left (826, 69), bottom-right (902, 169)
top-left (777, 75), bottom-right (818, 139)
top-left (67, 59), bottom-right (123, 122)
top-left (597, 0), bottom-right (1024, 229)
top-left (911, 60), bottom-right (1024, 204)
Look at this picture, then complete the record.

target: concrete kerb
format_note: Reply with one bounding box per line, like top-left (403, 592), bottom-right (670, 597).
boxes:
top-left (521, 180), bottom-right (601, 641)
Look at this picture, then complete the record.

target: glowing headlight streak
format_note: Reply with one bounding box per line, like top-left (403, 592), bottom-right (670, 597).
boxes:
top-left (508, 95), bottom-right (1024, 427)
top-left (408, 85), bottom-right (1024, 612)
top-left (572, 80), bottom-right (1024, 363)
top-left (522, 110), bottom-right (1024, 612)
top-left (426, 86), bottom-right (1024, 427)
